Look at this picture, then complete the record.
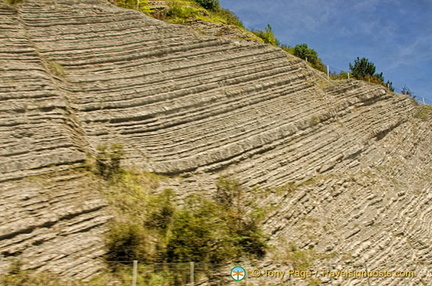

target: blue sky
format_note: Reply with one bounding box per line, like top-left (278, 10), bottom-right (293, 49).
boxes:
top-left (219, 0), bottom-right (432, 103)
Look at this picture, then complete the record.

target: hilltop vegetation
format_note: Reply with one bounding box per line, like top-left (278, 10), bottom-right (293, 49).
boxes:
top-left (112, 0), bottom-right (244, 27)
top-left (3, 0), bottom-right (413, 93)
top-left (112, 0), bottom-right (402, 93)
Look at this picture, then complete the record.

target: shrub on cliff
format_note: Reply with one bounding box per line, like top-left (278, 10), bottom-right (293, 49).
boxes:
top-left (349, 57), bottom-right (394, 90)
top-left (5, 0), bottom-right (23, 5)
top-left (166, 190), bottom-right (267, 263)
top-left (105, 172), bottom-right (267, 265)
top-left (252, 24), bottom-right (280, 46)
top-left (106, 222), bottom-right (153, 262)
top-left (194, 0), bottom-right (220, 11)
top-left (293, 43), bottom-right (326, 72)
top-left (166, 196), bottom-right (230, 263)
top-left (167, 1), bottom-right (201, 20)
top-left (349, 57), bottom-right (376, 79)
top-left (95, 144), bottom-right (125, 180)
top-left (216, 8), bottom-right (244, 27)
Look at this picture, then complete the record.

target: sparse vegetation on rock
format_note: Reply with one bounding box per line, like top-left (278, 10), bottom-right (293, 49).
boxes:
top-left (414, 105), bottom-right (432, 120)
top-left (1, 0), bottom-right (431, 285)
top-left (94, 144), bottom-right (125, 180)
top-left (252, 24), bottom-right (280, 46)
top-left (105, 173), bottom-right (266, 264)
top-left (115, 0), bottom-right (150, 13)
top-left (99, 171), bottom-right (267, 284)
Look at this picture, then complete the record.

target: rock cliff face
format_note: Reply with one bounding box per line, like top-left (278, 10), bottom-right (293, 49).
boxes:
top-left (0, 0), bottom-right (431, 284)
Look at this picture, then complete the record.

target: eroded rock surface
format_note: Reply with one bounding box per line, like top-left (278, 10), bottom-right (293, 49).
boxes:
top-left (0, 0), bottom-right (431, 284)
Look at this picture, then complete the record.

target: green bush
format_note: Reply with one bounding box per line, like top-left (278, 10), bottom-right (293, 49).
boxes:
top-left (233, 219), bottom-right (266, 258)
top-left (215, 8), bottom-right (244, 27)
top-left (145, 189), bottom-right (175, 232)
top-left (47, 61), bottom-right (65, 78)
top-left (348, 57), bottom-right (394, 90)
top-left (95, 144), bottom-right (124, 180)
top-left (194, 0), bottom-right (219, 11)
top-left (215, 176), bottom-right (242, 209)
top-left (293, 44), bottom-right (326, 72)
top-left (106, 222), bottom-right (153, 262)
top-left (252, 24), bottom-right (280, 46)
top-left (166, 1), bottom-right (201, 20)
top-left (104, 172), bottom-right (266, 268)
top-left (280, 44), bottom-right (294, 54)
top-left (3, 271), bottom-right (63, 286)
top-left (5, 0), bottom-right (23, 5)
top-left (167, 201), bottom-right (218, 262)
top-left (414, 105), bottom-right (432, 120)
top-left (103, 172), bottom-right (172, 263)
top-left (166, 195), bottom-right (238, 263)
top-left (166, 178), bottom-right (267, 263)
top-left (349, 57), bottom-right (376, 79)
top-left (216, 177), bottom-right (267, 258)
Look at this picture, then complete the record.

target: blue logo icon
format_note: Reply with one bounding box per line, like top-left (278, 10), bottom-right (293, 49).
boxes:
top-left (230, 266), bottom-right (246, 281)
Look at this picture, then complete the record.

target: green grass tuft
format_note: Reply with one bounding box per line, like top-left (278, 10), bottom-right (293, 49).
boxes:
top-left (47, 60), bottom-right (65, 78)
top-left (414, 105), bottom-right (432, 120)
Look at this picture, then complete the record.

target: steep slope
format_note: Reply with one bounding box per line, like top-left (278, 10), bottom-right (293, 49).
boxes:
top-left (0, 1), bottom-right (110, 279)
top-left (0, 0), bottom-right (431, 284)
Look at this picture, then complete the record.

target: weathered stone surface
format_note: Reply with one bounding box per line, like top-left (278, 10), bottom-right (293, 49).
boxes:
top-left (0, 0), bottom-right (431, 284)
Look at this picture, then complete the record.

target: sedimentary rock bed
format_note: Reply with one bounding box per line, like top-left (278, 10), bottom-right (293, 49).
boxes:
top-left (1, 0), bottom-right (431, 284)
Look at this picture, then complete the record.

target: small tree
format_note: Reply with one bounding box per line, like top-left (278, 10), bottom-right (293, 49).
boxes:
top-left (293, 44), bottom-right (318, 62)
top-left (349, 57), bottom-right (376, 79)
top-left (293, 44), bottom-right (326, 72)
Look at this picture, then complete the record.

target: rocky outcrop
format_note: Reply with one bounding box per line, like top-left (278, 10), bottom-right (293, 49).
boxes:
top-left (0, 0), bottom-right (431, 284)
top-left (1, 1), bottom-right (109, 279)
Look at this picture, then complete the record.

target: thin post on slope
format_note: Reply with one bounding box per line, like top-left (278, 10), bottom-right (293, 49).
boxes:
top-left (327, 65), bottom-right (330, 79)
top-left (423, 97), bottom-right (426, 105)
top-left (67, 257), bottom-right (72, 286)
top-left (289, 263), bottom-right (293, 286)
top-left (132, 260), bottom-right (138, 286)
top-left (328, 263), bottom-right (333, 286)
top-left (0, 254), bottom-right (3, 286)
top-left (190, 262), bottom-right (195, 286)
top-left (364, 263), bottom-right (372, 286)
top-left (348, 72), bottom-right (350, 80)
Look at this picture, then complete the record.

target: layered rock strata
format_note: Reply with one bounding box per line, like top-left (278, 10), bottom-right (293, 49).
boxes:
top-left (0, 0), bottom-right (431, 284)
